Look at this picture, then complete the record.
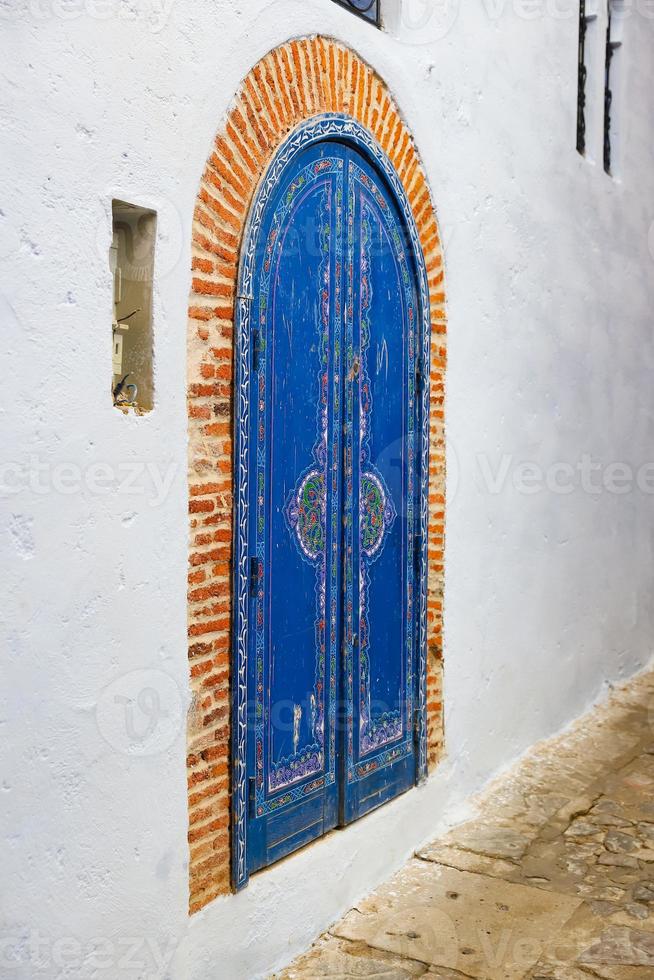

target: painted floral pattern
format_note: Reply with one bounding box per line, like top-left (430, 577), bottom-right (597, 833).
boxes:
top-left (256, 157), bottom-right (343, 808)
top-left (285, 470), bottom-right (326, 561)
top-left (360, 472), bottom-right (395, 557)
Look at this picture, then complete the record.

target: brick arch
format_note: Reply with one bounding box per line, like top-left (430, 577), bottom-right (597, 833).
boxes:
top-left (186, 36), bottom-right (446, 914)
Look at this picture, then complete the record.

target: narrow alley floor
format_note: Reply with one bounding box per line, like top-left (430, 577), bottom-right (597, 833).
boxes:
top-left (275, 669), bottom-right (654, 980)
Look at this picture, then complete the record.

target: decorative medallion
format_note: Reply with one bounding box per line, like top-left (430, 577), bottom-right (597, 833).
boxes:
top-left (360, 471), bottom-right (395, 558)
top-left (285, 470), bottom-right (326, 562)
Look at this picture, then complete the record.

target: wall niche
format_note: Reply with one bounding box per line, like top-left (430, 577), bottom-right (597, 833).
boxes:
top-left (110, 200), bottom-right (156, 414)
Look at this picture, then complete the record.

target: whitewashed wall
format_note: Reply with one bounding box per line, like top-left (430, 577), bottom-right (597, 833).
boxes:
top-left (1, 0), bottom-right (653, 976)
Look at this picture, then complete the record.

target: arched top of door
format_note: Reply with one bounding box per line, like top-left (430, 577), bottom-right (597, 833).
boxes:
top-left (238, 114), bottom-right (431, 325)
top-left (189, 37), bottom-right (445, 344)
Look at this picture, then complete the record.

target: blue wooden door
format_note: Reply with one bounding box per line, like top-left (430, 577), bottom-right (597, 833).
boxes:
top-left (244, 139), bottom-right (422, 877)
top-left (341, 152), bottom-right (421, 824)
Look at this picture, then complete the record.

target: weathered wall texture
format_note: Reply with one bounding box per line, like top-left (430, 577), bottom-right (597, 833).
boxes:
top-left (2, 0), bottom-right (654, 977)
top-left (185, 36), bottom-right (446, 914)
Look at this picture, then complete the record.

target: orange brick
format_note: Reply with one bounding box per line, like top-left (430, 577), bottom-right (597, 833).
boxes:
top-left (189, 499), bottom-right (214, 514)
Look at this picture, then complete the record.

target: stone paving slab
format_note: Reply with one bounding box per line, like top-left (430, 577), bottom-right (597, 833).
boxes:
top-left (277, 936), bottom-right (431, 978)
top-left (274, 669), bottom-right (654, 980)
top-left (532, 902), bottom-right (654, 977)
top-left (332, 861), bottom-right (581, 979)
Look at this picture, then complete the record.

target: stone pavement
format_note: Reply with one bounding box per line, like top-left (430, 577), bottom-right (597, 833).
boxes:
top-left (275, 669), bottom-right (654, 979)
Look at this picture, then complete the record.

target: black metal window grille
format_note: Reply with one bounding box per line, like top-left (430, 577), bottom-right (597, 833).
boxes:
top-left (576, 0), bottom-right (588, 154)
top-left (331, 0), bottom-right (380, 25)
top-left (603, 2), bottom-right (622, 174)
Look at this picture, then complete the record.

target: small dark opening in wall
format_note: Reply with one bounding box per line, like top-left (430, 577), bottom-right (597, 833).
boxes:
top-left (331, 0), bottom-right (380, 26)
top-left (603, 0), bottom-right (624, 176)
top-left (110, 200), bottom-right (156, 413)
top-left (577, 0), bottom-right (588, 155)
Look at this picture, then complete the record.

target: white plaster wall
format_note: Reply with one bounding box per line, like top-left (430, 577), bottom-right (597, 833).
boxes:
top-left (1, 0), bottom-right (653, 977)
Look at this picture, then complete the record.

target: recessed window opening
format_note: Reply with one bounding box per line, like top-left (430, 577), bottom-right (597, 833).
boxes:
top-left (603, 0), bottom-right (625, 176)
top-left (577, 0), bottom-right (600, 158)
top-left (110, 200), bottom-right (156, 413)
top-left (331, 0), bottom-right (380, 26)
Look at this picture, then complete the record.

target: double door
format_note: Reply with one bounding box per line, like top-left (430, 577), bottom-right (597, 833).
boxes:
top-left (244, 138), bottom-right (423, 876)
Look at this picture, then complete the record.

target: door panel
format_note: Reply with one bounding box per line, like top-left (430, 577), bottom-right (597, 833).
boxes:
top-left (246, 142), bottom-right (344, 873)
top-left (342, 155), bottom-right (420, 823)
top-left (245, 139), bottom-right (422, 876)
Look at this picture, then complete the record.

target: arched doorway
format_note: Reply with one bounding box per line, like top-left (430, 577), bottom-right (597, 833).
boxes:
top-left (232, 117), bottom-right (431, 887)
top-left (186, 39), bottom-right (446, 913)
